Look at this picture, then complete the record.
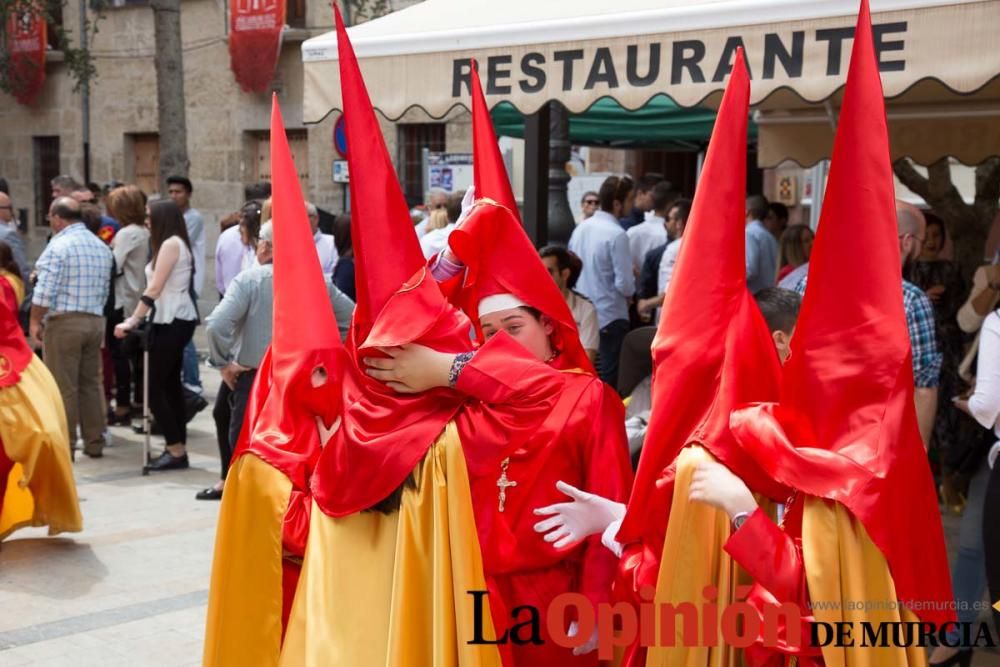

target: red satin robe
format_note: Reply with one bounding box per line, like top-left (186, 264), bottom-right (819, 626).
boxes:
top-left (723, 501), bottom-right (824, 667)
top-left (457, 371), bottom-right (633, 667)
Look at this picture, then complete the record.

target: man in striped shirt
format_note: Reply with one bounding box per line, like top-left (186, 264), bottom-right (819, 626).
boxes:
top-left (30, 197), bottom-right (114, 458)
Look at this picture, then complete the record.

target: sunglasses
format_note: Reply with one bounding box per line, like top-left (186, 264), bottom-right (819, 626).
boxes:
top-left (583, 199), bottom-right (599, 205)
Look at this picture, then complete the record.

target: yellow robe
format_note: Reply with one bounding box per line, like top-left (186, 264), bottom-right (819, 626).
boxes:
top-left (0, 357), bottom-right (83, 540)
top-left (204, 422), bottom-right (501, 667)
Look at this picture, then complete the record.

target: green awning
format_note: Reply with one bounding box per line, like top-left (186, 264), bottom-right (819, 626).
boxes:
top-left (491, 95), bottom-right (757, 150)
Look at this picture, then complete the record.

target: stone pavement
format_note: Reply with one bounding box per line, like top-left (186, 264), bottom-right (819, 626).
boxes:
top-left (1, 375), bottom-right (1000, 666)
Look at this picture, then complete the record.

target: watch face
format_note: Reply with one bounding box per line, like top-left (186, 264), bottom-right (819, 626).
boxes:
top-left (732, 515), bottom-right (748, 531)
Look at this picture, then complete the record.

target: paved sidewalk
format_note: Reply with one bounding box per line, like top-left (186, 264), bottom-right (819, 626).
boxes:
top-left (0, 382), bottom-right (223, 667)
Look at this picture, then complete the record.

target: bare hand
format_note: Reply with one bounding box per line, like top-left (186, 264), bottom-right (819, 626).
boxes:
top-left (220, 362), bottom-right (249, 390)
top-left (952, 397), bottom-right (972, 417)
top-left (113, 321), bottom-right (133, 339)
top-left (688, 460), bottom-right (757, 520)
top-left (29, 321), bottom-right (43, 348)
top-left (363, 344), bottom-right (457, 394)
top-left (637, 296), bottom-right (661, 317)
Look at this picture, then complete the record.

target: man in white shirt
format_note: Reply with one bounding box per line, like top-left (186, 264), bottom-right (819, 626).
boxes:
top-left (539, 245), bottom-right (599, 364)
top-left (568, 175), bottom-right (636, 386)
top-left (626, 181), bottom-right (677, 277)
top-left (637, 198), bottom-right (692, 321)
top-left (413, 188), bottom-right (448, 239)
top-left (167, 175), bottom-right (205, 394)
top-left (306, 202), bottom-right (337, 275)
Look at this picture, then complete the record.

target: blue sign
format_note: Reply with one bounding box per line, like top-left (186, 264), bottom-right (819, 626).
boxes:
top-left (334, 116), bottom-right (348, 158)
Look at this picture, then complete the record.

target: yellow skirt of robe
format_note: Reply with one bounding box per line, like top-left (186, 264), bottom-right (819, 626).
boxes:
top-left (646, 444), bottom-right (774, 667)
top-left (0, 355), bottom-right (82, 540)
top-left (803, 498), bottom-right (928, 667)
top-left (203, 453), bottom-right (293, 667)
top-left (278, 420), bottom-right (502, 667)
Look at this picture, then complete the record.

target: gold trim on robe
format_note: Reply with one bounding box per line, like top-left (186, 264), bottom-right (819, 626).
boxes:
top-left (279, 421), bottom-right (502, 667)
top-left (0, 356), bottom-right (81, 540)
top-left (802, 498), bottom-right (928, 667)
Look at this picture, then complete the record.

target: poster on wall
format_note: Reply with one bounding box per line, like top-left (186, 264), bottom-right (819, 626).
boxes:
top-left (422, 151), bottom-right (473, 198)
top-left (6, 4), bottom-right (47, 106)
top-left (229, 0), bottom-right (285, 93)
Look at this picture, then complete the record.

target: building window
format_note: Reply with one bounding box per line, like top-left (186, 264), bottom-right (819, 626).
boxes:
top-left (247, 129), bottom-right (309, 194)
top-left (32, 136), bottom-right (59, 228)
top-left (397, 123), bottom-right (445, 208)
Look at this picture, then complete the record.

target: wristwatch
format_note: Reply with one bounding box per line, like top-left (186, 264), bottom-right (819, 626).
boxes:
top-left (731, 511), bottom-right (751, 532)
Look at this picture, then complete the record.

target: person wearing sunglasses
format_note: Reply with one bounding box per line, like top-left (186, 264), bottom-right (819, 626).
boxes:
top-left (578, 191), bottom-right (598, 223)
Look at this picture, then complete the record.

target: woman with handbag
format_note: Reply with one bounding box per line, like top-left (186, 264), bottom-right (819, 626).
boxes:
top-left (114, 200), bottom-right (199, 472)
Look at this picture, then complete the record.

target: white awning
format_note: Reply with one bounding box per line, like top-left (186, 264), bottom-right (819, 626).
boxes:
top-left (302, 0), bottom-right (1000, 123)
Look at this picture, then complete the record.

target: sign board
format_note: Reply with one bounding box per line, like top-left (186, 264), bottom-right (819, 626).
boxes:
top-left (333, 116), bottom-right (348, 157)
top-left (332, 159), bottom-right (349, 183)
top-left (422, 150), bottom-right (473, 198)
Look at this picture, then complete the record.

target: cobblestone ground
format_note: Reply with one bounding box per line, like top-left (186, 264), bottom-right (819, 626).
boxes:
top-left (1, 378), bottom-right (999, 666)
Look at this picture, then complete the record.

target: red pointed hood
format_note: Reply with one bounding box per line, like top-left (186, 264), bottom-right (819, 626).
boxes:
top-left (618, 49), bottom-right (787, 547)
top-left (729, 0), bottom-right (953, 624)
top-left (232, 97), bottom-right (348, 489)
top-left (335, 5), bottom-right (425, 343)
top-left (470, 60), bottom-right (517, 212)
top-left (446, 200), bottom-right (594, 373)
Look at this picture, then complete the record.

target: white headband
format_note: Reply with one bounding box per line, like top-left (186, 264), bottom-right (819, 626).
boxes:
top-left (478, 293), bottom-right (527, 317)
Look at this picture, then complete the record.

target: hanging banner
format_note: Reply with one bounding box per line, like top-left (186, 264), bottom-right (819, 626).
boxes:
top-left (6, 4), bottom-right (47, 106)
top-left (229, 0), bottom-right (285, 93)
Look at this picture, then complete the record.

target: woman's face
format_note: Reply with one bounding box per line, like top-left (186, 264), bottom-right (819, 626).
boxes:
top-left (479, 307), bottom-right (555, 362)
top-left (923, 223), bottom-right (944, 258)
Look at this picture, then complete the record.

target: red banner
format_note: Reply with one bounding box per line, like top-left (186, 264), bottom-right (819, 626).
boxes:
top-left (229, 0), bottom-right (285, 93)
top-left (6, 5), bottom-right (47, 106)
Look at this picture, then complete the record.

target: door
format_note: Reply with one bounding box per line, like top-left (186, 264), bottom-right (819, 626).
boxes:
top-left (132, 133), bottom-right (160, 196)
top-left (251, 129), bottom-right (309, 195)
top-left (32, 136), bottom-right (59, 228)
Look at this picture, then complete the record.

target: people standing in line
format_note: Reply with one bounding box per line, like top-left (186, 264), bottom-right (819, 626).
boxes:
top-left (332, 213), bottom-right (356, 302)
top-left (114, 200), bottom-right (199, 472)
top-left (106, 185), bottom-right (150, 426)
top-left (578, 191), bottom-right (598, 223)
top-left (201, 222), bottom-right (354, 501)
top-left (745, 194), bottom-right (779, 294)
top-left (306, 201), bottom-right (337, 275)
top-left (539, 245), bottom-right (599, 364)
top-left (569, 175), bottom-right (636, 386)
top-left (166, 176), bottom-right (205, 396)
top-left (625, 181), bottom-right (675, 278)
top-left (29, 197), bottom-right (114, 459)
top-left (776, 223), bottom-right (814, 284)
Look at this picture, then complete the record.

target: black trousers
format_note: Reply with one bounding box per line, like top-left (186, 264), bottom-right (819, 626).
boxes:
top-left (148, 319), bottom-right (196, 445)
top-left (213, 369), bottom-right (257, 480)
top-left (984, 460), bottom-right (1000, 630)
top-left (109, 308), bottom-right (143, 408)
top-left (597, 318), bottom-right (630, 389)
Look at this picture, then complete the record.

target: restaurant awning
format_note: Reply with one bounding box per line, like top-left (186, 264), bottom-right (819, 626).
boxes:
top-left (490, 97), bottom-right (757, 149)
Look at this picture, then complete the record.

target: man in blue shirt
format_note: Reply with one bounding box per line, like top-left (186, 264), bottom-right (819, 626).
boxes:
top-left (745, 195), bottom-right (779, 294)
top-left (569, 176), bottom-right (636, 386)
top-left (30, 197), bottom-right (114, 458)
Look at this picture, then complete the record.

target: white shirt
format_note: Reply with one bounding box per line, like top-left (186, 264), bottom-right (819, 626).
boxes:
top-left (657, 237), bottom-right (683, 295)
top-left (146, 237), bottom-right (198, 324)
top-left (183, 208), bottom-right (206, 297)
top-left (419, 223), bottom-right (456, 260)
top-left (566, 290), bottom-right (599, 355)
top-left (969, 312), bottom-right (1000, 439)
top-left (414, 217), bottom-right (429, 239)
top-left (568, 210), bottom-right (635, 328)
top-left (314, 230), bottom-right (338, 276)
top-left (626, 216), bottom-right (667, 276)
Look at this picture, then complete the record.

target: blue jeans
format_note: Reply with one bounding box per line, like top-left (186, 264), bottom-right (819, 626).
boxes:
top-left (597, 319), bottom-right (630, 388)
top-left (946, 459), bottom-right (990, 643)
top-left (182, 339), bottom-right (202, 390)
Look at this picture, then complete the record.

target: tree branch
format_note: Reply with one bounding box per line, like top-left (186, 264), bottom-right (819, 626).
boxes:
top-left (893, 158), bottom-right (931, 200)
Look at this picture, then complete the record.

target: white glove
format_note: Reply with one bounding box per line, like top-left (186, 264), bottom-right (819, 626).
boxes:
top-left (455, 185), bottom-right (477, 229)
top-left (567, 621), bottom-right (599, 656)
top-left (533, 480), bottom-right (625, 550)
top-left (601, 517), bottom-right (624, 558)
top-left (989, 442), bottom-right (999, 470)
